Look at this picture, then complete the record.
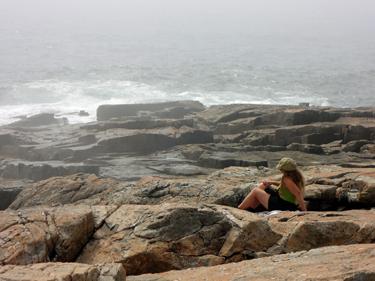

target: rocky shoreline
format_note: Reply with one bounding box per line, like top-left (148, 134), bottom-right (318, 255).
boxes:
top-left (1, 101), bottom-right (375, 280)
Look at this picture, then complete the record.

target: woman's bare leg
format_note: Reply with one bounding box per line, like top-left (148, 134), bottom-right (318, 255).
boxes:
top-left (238, 183), bottom-right (271, 210)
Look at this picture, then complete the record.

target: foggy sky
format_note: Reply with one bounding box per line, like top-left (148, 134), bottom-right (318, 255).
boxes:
top-left (1, 0), bottom-right (374, 73)
top-left (2, 0), bottom-right (375, 34)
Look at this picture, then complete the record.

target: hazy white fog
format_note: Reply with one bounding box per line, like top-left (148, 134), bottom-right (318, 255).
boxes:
top-left (2, 0), bottom-right (375, 33)
top-left (1, 0), bottom-right (375, 81)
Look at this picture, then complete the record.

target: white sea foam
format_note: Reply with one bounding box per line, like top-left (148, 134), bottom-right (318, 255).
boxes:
top-left (0, 73), bottom-right (363, 126)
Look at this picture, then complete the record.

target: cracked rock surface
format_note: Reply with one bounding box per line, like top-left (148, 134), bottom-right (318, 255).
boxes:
top-left (75, 204), bottom-right (375, 276)
top-left (0, 262), bottom-right (126, 281)
top-left (126, 244), bottom-right (375, 281)
top-left (0, 205), bottom-right (97, 265)
top-left (2, 102), bottom-right (375, 280)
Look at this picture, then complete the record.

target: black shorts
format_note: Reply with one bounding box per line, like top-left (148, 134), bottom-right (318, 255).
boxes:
top-left (266, 187), bottom-right (298, 211)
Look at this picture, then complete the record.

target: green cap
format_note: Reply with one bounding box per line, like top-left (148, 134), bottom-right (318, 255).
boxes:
top-left (276, 157), bottom-right (297, 171)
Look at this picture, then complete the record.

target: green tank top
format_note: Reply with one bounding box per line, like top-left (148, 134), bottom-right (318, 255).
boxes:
top-left (277, 184), bottom-right (298, 205)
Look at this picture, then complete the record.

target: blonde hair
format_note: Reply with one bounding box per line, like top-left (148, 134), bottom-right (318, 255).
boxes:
top-left (280, 168), bottom-right (305, 195)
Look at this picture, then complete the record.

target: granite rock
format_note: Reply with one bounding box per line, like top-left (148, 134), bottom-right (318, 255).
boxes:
top-left (76, 203), bottom-right (375, 276)
top-left (0, 205), bottom-right (96, 265)
top-left (126, 244), bottom-right (375, 281)
top-left (0, 262), bottom-right (125, 281)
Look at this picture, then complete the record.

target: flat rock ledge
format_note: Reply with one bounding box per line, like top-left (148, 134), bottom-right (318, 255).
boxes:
top-left (126, 244), bottom-right (375, 281)
top-left (0, 263), bottom-right (125, 281)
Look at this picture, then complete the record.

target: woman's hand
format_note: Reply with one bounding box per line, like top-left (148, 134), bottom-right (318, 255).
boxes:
top-left (263, 180), bottom-right (279, 187)
top-left (263, 180), bottom-right (271, 187)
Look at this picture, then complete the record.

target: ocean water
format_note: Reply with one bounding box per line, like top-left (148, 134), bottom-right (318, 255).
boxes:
top-left (1, 0), bottom-right (375, 126)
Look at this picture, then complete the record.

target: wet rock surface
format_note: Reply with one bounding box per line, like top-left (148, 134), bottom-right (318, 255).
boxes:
top-left (1, 103), bottom-right (375, 183)
top-left (1, 102), bottom-right (375, 280)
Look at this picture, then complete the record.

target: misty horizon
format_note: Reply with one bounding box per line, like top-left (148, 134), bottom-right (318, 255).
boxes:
top-left (0, 0), bottom-right (374, 125)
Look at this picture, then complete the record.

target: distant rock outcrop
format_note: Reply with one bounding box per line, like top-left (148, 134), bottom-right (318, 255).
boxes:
top-left (3, 113), bottom-right (68, 128)
top-left (96, 100), bottom-right (205, 121)
top-left (1, 103), bottom-right (375, 183)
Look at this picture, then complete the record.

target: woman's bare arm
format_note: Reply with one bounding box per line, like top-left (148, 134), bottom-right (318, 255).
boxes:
top-left (283, 177), bottom-right (307, 211)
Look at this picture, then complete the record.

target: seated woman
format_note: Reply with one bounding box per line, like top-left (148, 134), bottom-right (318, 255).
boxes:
top-left (238, 157), bottom-right (307, 212)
